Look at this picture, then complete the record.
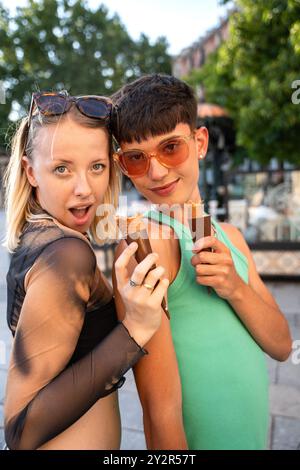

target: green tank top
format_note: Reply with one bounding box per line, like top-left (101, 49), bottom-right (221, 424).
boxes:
top-left (146, 210), bottom-right (269, 450)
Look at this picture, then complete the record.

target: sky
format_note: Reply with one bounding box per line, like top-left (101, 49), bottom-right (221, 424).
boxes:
top-left (1, 0), bottom-right (232, 55)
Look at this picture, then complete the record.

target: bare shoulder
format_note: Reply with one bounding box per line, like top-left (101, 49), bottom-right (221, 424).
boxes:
top-left (220, 222), bottom-right (261, 285)
top-left (219, 222), bottom-right (251, 259)
top-left (219, 222), bottom-right (243, 237)
top-left (219, 225), bottom-right (279, 306)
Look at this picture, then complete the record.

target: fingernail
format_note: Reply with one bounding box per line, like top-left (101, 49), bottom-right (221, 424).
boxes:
top-left (193, 239), bottom-right (204, 252)
top-left (130, 242), bottom-right (138, 250)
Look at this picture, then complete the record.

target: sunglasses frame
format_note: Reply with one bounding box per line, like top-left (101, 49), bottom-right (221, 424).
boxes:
top-left (113, 133), bottom-right (195, 178)
top-left (27, 91), bottom-right (113, 130)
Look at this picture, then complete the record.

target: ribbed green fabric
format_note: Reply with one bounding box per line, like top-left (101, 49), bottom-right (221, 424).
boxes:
top-left (146, 210), bottom-right (269, 450)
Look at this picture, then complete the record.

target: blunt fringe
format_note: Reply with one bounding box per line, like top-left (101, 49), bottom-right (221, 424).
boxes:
top-left (111, 73), bottom-right (197, 144)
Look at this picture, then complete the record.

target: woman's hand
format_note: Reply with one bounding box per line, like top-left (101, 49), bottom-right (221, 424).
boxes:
top-left (191, 236), bottom-right (244, 300)
top-left (114, 242), bottom-right (169, 347)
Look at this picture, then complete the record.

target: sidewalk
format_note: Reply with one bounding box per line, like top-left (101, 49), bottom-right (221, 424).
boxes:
top-left (0, 210), bottom-right (299, 450)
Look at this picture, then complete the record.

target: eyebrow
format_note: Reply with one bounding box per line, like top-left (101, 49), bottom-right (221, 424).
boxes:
top-left (50, 157), bottom-right (108, 164)
top-left (125, 134), bottom-right (184, 152)
top-left (158, 134), bottom-right (182, 144)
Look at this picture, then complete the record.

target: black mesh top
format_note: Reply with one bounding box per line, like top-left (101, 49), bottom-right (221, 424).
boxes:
top-left (4, 216), bottom-right (146, 450)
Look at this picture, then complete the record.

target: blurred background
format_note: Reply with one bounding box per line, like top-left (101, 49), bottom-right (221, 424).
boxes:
top-left (0, 0), bottom-right (299, 450)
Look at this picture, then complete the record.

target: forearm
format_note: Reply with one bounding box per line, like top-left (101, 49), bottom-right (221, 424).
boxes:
top-left (144, 410), bottom-right (188, 450)
top-left (228, 280), bottom-right (292, 361)
top-left (5, 323), bottom-right (145, 450)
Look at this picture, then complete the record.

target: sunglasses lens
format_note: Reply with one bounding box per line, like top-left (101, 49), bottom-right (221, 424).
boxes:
top-left (117, 137), bottom-right (191, 177)
top-left (77, 98), bottom-right (111, 119)
top-left (36, 94), bottom-right (68, 115)
top-left (158, 138), bottom-right (189, 166)
top-left (120, 151), bottom-right (148, 176)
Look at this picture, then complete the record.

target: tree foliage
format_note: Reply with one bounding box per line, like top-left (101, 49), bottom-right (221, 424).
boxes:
top-left (186, 0), bottom-right (300, 164)
top-left (0, 0), bottom-right (171, 148)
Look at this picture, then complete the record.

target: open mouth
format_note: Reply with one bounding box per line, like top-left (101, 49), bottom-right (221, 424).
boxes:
top-left (69, 205), bottom-right (92, 224)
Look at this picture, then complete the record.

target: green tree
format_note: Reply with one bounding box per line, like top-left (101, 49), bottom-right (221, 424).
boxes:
top-left (186, 0), bottom-right (300, 164)
top-left (0, 2), bottom-right (12, 147)
top-left (0, 0), bottom-right (171, 148)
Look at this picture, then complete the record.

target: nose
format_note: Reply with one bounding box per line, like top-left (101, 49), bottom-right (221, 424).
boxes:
top-left (73, 173), bottom-right (93, 198)
top-left (148, 155), bottom-right (169, 180)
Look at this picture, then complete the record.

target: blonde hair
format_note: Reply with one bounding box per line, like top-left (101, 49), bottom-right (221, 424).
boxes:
top-left (3, 105), bottom-right (120, 252)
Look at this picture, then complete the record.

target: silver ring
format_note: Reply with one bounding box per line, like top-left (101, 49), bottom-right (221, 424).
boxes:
top-left (129, 279), bottom-right (141, 287)
top-left (142, 283), bottom-right (154, 290)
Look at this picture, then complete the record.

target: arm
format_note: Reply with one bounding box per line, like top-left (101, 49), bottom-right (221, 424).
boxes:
top-left (4, 238), bottom-right (145, 450)
top-left (191, 225), bottom-right (292, 361)
top-left (113, 239), bottom-right (187, 450)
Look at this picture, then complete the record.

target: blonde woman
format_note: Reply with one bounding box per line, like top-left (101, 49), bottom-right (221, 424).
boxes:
top-left (3, 91), bottom-right (169, 450)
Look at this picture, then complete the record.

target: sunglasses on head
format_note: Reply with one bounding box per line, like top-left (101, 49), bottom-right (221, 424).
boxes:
top-left (113, 133), bottom-right (195, 178)
top-left (27, 91), bottom-right (112, 130)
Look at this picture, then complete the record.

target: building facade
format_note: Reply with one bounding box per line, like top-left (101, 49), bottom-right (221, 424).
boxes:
top-left (172, 17), bottom-right (230, 80)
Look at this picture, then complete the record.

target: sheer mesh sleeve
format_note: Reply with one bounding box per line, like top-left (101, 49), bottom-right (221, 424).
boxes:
top-left (4, 237), bottom-right (146, 450)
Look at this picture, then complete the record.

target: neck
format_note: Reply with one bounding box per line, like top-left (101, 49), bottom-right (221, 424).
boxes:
top-left (188, 186), bottom-right (202, 205)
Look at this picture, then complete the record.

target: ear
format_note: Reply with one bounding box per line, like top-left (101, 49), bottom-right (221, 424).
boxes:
top-left (22, 156), bottom-right (38, 188)
top-left (195, 127), bottom-right (209, 161)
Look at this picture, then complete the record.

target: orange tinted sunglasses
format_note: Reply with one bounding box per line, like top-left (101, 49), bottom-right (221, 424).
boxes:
top-left (113, 133), bottom-right (195, 178)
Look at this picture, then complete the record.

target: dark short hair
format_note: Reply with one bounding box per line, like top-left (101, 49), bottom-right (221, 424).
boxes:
top-left (111, 74), bottom-right (197, 143)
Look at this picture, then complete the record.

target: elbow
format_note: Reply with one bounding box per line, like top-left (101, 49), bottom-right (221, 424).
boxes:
top-left (268, 317), bottom-right (293, 362)
top-left (271, 338), bottom-right (293, 362)
top-left (4, 425), bottom-right (21, 451)
top-left (4, 413), bottom-right (20, 450)
top-left (4, 407), bottom-right (36, 450)
top-left (5, 429), bottom-right (36, 451)
top-left (4, 425), bottom-right (27, 451)
top-left (276, 346), bottom-right (292, 362)
top-left (143, 400), bottom-right (187, 450)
